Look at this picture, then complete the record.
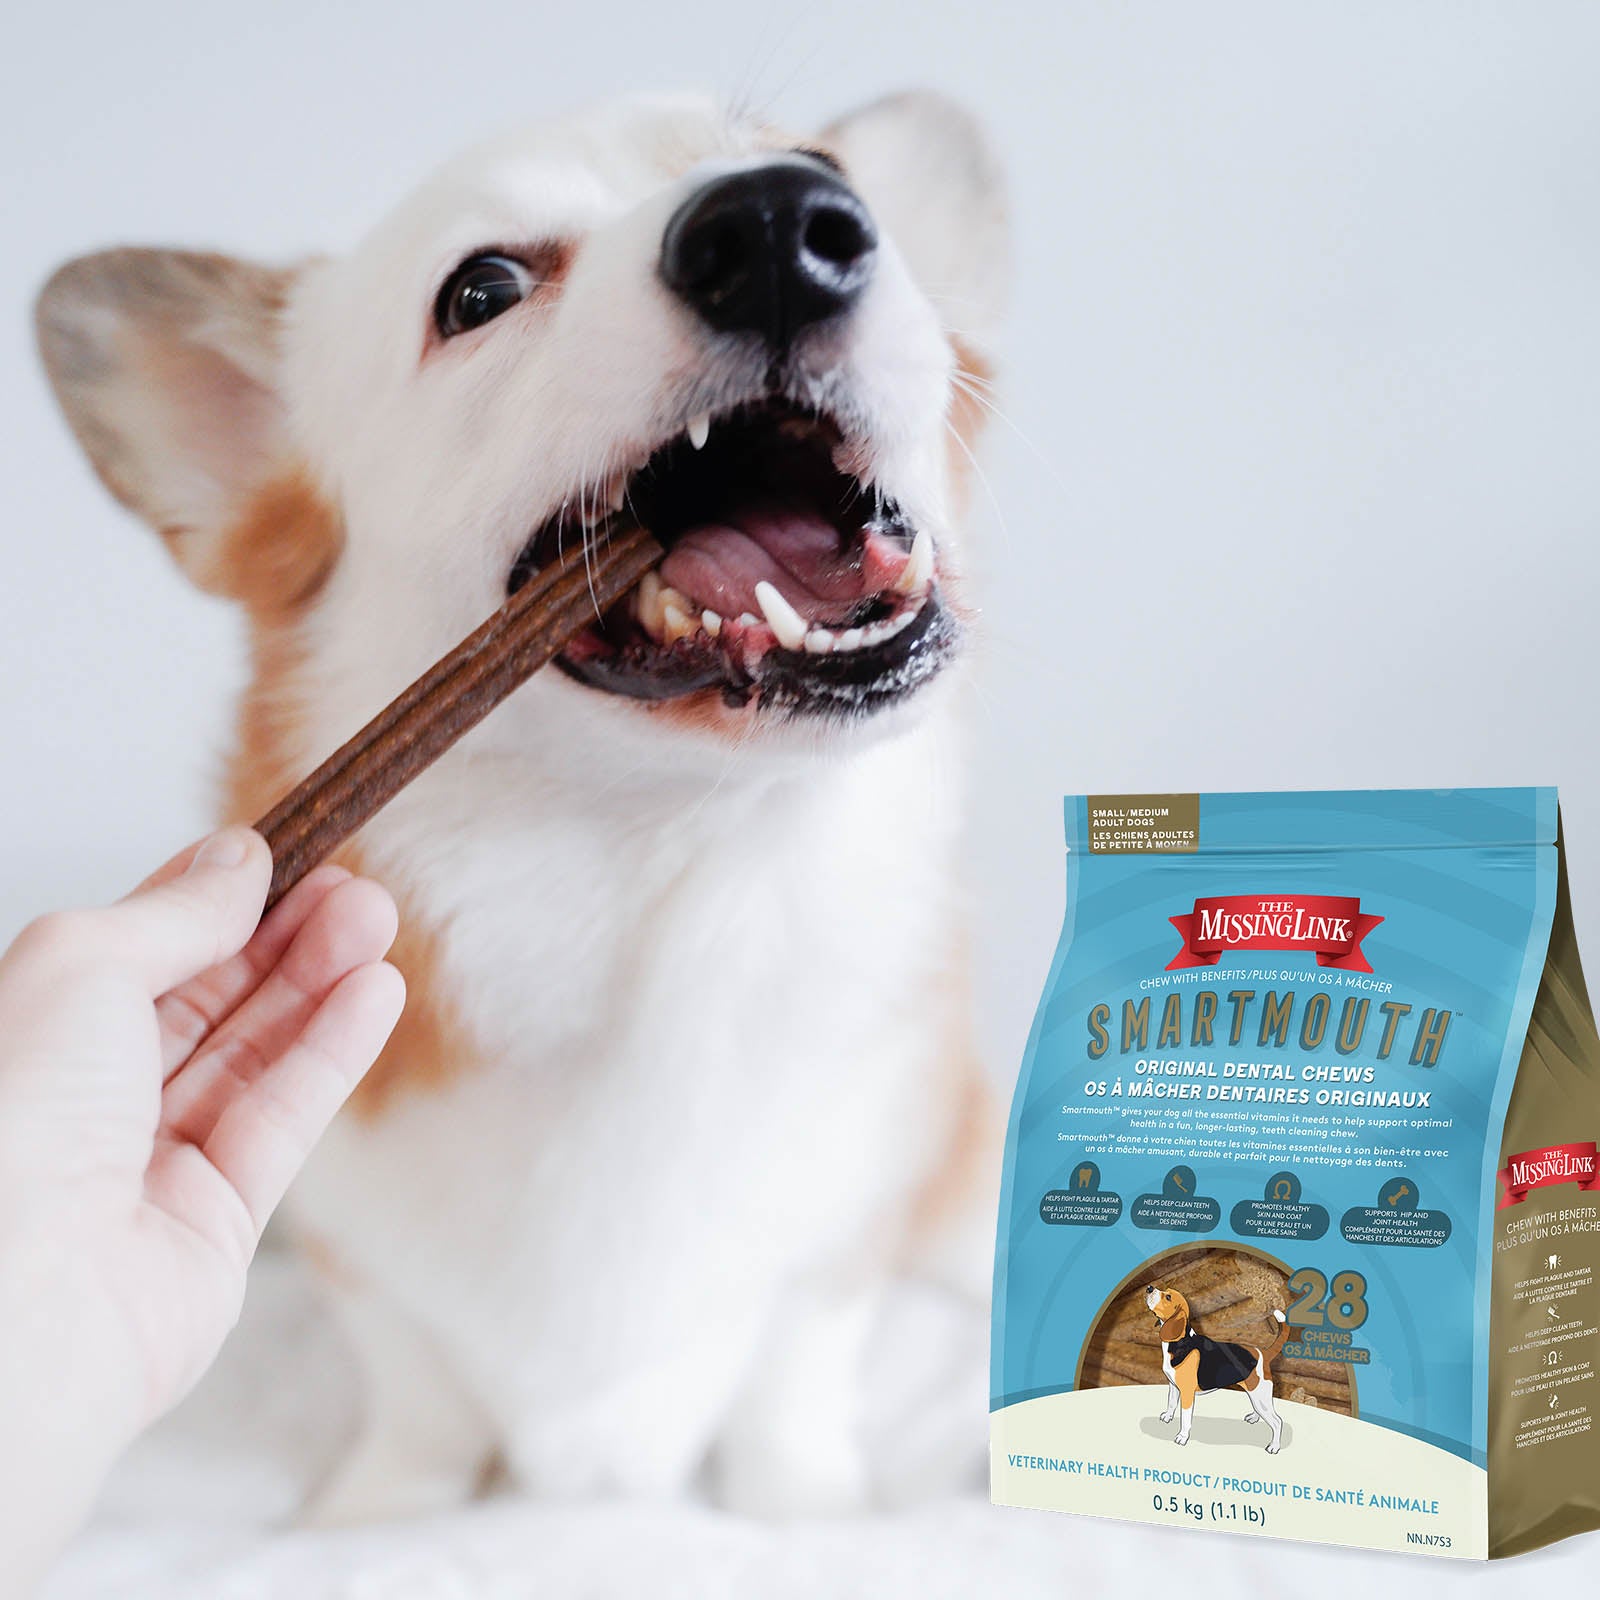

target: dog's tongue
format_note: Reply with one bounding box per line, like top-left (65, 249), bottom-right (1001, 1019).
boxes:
top-left (658, 501), bottom-right (872, 623)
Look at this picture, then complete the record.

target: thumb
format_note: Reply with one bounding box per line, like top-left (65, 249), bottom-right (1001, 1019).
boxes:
top-left (107, 827), bottom-right (273, 996)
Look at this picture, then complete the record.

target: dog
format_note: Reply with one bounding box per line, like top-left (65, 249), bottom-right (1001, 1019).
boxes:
top-left (1145, 1284), bottom-right (1289, 1452)
top-left (35, 91), bottom-right (1009, 1521)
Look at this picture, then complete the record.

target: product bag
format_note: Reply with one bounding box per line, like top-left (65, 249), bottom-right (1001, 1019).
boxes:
top-left (991, 788), bottom-right (1600, 1558)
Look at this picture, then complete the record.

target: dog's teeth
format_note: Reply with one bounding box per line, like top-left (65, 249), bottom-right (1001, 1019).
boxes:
top-left (659, 583), bottom-right (694, 617)
top-left (737, 612), bottom-right (760, 628)
top-left (662, 599), bottom-right (695, 644)
top-left (754, 581), bottom-right (808, 651)
top-left (635, 570), bottom-right (666, 635)
top-left (861, 609), bottom-right (916, 647)
top-left (606, 475), bottom-right (628, 513)
top-left (835, 627), bottom-right (864, 652)
top-left (803, 627), bottom-right (835, 654)
top-left (687, 412), bottom-right (711, 451)
top-left (701, 609), bottom-right (722, 638)
top-left (894, 527), bottom-right (934, 595)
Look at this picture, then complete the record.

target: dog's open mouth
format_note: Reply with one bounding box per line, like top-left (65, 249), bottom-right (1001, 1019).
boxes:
top-left (507, 400), bottom-right (957, 715)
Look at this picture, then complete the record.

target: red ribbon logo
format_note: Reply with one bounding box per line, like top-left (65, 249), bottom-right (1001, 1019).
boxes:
top-left (1167, 893), bottom-right (1384, 972)
top-left (1497, 1142), bottom-right (1600, 1210)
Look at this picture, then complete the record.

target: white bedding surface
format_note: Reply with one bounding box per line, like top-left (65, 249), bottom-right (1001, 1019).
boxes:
top-left (41, 1253), bottom-right (1589, 1599)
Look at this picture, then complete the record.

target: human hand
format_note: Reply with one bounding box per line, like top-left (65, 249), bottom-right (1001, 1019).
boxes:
top-left (0, 827), bottom-right (404, 1590)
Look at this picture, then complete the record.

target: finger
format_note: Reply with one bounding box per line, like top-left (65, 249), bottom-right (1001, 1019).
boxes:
top-left (161, 876), bottom-right (399, 1146)
top-left (155, 864), bottom-right (352, 1079)
top-left (200, 961), bottom-right (406, 1232)
top-left (99, 827), bottom-right (273, 996)
top-left (127, 834), bottom-right (211, 895)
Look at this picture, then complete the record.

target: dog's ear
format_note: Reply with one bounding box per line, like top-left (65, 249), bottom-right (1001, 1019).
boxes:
top-left (821, 91), bottom-right (1010, 357)
top-left (35, 248), bottom-right (313, 599)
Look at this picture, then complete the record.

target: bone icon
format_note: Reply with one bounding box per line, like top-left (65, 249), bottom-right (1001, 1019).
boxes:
top-left (1384, 1183), bottom-right (1411, 1207)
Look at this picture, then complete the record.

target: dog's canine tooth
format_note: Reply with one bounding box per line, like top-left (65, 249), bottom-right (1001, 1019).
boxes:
top-left (753, 581), bottom-right (807, 651)
top-left (605, 474), bottom-right (628, 513)
top-left (701, 609), bottom-right (722, 638)
top-left (803, 628), bottom-right (835, 654)
top-left (687, 412), bottom-right (711, 451)
top-left (894, 527), bottom-right (934, 595)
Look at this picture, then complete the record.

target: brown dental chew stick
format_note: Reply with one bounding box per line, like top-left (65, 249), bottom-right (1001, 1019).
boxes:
top-left (253, 526), bottom-right (663, 911)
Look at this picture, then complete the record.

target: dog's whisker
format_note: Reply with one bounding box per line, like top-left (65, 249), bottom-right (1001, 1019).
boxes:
top-left (948, 372), bottom-right (1074, 511)
top-left (944, 414), bottom-right (1013, 561)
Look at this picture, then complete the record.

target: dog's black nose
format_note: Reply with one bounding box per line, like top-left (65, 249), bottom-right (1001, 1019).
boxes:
top-left (659, 161), bottom-right (877, 350)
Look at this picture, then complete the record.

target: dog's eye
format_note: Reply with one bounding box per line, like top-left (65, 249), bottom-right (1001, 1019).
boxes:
top-left (435, 254), bottom-right (535, 337)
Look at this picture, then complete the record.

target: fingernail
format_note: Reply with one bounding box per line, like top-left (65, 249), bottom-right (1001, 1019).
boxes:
top-left (188, 827), bottom-right (253, 873)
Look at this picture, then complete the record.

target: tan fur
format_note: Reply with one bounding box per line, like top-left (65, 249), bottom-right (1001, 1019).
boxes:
top-left (345, 893), bottom-right (476, 1118)
top-left (213, 469), bottom-right (343, 615)
top-left (218, 473), bottom-right (340, 825)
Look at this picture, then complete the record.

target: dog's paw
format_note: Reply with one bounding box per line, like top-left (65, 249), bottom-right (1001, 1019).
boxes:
top-left (1243, 1412), bottom-right (1257, 1424)
top-left (1174, 1434), bottom-right (1189, 1447)
top-left (1159, 1410), bottom-right (1175, 1423)
top-left (1265, 1442), bottom-right (1281, 1455)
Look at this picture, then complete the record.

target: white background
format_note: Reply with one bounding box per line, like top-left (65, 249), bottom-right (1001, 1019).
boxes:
top-left (3, 0), bottom-right (1597, 1085)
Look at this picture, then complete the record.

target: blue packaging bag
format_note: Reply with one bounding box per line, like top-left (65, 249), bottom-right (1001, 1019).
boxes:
top-left (992, 789), bottom-right (1600, 1559)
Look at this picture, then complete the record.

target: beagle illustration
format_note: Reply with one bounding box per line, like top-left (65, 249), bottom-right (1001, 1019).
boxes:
top-left (1145, 1284), bottom-right (1290, 1452)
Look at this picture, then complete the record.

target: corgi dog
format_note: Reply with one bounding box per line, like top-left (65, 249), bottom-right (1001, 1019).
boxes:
top-left (36, 90), bottom-right (1008, 1522)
